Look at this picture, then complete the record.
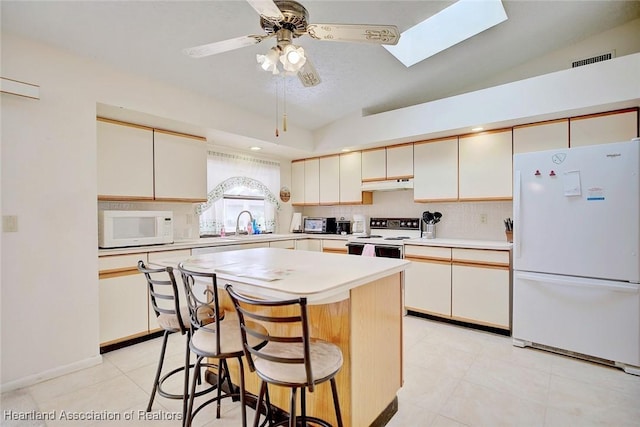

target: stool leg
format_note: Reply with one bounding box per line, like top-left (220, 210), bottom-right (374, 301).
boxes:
top-left (237, 356), bottom-right (247, 427)
top-left (147, 330), bottom-right (170, 412)
top-left (300, 387), bottom-right (307, 426)
top-left (185, 355), bottom-right (203, 427)
top-left (289, 388), bottom-right (297, 427)
top-left (330, 377), bottom-right (344, 427)
top-left (181, 332), bottom-right (191, 427)
top-left (253, 381), bottom-right (266, 427)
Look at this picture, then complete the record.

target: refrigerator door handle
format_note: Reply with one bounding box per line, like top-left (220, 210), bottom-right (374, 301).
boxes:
top-left (513, 170), bottom-right (521, 259)
top-left (516, 271), bottom-right (640, 293)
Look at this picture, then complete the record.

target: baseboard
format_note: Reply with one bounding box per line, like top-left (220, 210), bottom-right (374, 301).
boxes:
top-left (1, 354), bottom-right (103, 393)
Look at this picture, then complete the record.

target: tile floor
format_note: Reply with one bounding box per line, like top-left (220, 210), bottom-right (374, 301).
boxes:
top-left (2, 315), bottom-right (639, 426)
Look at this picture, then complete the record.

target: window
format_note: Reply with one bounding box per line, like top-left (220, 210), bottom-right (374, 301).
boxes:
top-left (198, 152), bottom-right (280, 236)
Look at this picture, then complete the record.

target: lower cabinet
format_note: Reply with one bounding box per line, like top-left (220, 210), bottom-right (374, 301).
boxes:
top-left (321, 239), bottom-right (348, 254)
top-left (404, 246), bottom-right (452, 317)
top-left (98, 254), bottom-right (149, 346)
top-left (404, 245), bottom-right (511, 330)
top-left (295, 239), bottom-right (322, 252)
top-left (451, 248), bottom-right (511, 329)
top-left (269, 239), bottom-right (296, 249)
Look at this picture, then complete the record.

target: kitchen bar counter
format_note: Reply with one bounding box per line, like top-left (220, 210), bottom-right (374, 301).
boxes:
top-left (152, 247), bottom-right (409, 427)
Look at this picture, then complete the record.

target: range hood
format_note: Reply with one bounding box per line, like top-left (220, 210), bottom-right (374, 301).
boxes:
top-left (361, 178), bottom-right (414, 191)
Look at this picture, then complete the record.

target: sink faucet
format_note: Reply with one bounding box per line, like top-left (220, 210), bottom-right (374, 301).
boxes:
top-left (235, 210), bottom-right (254, 235)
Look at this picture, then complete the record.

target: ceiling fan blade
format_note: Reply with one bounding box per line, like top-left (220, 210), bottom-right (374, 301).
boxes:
top-left (306, 23), bottom-right (400, 45)
top-left (183, 35), bottom-right (270, 58)
top-left (246, 0), bottom-right (284, 24)
top-left (297, 57), bottom-right (321, 88)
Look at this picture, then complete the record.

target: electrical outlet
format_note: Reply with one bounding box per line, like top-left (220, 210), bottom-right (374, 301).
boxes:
top-left (480, 213), bottom-right (488, 224)
top-left (3, 215), bottom-right (18, 232)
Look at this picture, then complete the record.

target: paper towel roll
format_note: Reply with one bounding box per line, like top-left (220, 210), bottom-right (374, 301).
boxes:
top-left (290, 212), bottom-right (302, 232)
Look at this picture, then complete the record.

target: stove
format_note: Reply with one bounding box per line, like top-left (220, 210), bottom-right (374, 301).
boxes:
top-left (347, 217), bottom-right (420, 258)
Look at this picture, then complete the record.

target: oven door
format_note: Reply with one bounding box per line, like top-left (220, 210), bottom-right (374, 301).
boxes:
top-left (346, 243), bottom-right (403, 258)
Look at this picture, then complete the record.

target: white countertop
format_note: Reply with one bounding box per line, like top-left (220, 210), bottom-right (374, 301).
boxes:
top-left (151, 247), bottom-right (410, 304)
top-left (405, 238), bottom-right (512, 250)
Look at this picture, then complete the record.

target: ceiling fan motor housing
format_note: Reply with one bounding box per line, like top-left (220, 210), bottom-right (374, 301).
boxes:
top-left (260, 0), bottom-right (309, 37)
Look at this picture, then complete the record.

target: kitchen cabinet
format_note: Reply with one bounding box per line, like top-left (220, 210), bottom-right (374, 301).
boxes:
top-left (361, 145), bottom-right (413, 182)
top-left (361, 148), bottom-right (386, 181)
top-left (304, 158), bottom-right (320, 205)
top-left (295, 239), bottom-right (322, 252)
top-left (513, 119), bottom-right (569, 154)
top-left (97, 118), bottom-right (154, 200)
top-left (153, 130), bottom-right (207, 202)
top-left (451, 248), bottom-right (510, 329)
top-left (569, 108), bottom-right (638, 147)
top-left (291, 160), bottom-right (305, 206)
top-left (98, 254), bottom-right (149, 346)
top-left (459, 129), bottom-right (512, 200)
top-left (404, 246), bottom-right (452, 317)
top-left (321, 239), bottom-right (348, 254)
top-left (97, 118), bottom-right (207, 202)
top-left (270, 239), bottom-right (295, 249)
top-left (191, 242), bottom-right (269, 255)
top-left (339, 151), bottom-right (372, 205)
top-left (413, 137), bottom-right (458, 202)
top-left (319, 155), bottom-right (340, 205)
top-left (386, 144), bottom-right (413, 179)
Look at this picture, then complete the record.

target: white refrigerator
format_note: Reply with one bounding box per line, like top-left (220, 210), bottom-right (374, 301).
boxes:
top-left (512, 139), bottom-right (640, 374)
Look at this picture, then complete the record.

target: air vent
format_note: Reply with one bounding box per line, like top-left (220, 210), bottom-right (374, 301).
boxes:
top-left (571, 50), bottom-right (615, 68)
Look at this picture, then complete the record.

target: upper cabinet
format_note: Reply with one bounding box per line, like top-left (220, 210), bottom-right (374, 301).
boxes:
top-left (459, 129), bottom-right (512, 200)
top-left (319, 155), bottom-right (339, 205)
top-left (569, 108), bottom-right (639, 148)
top-left (97, 119), bottom-right (154, 200)
top-left (386, 144), bottom-right (414, 179)
top-left (362, 144), bottom-right (413, 181)
top-left (153, 130), bottom-right (207, 202)
top-left (290, 160), bottom-right (305, 206)
top-left (97, 118), bottom-right (207, 202)
top-left (361, 148), bottom-right (386, 181)
top-left (513, 119), bottom-right (569, 154)
top-left (413, 137), bottom-right (458, 202)
top-left (304, 158), bottom-right (320, 205)
top-left (340, 151), bottom-right (372, 205)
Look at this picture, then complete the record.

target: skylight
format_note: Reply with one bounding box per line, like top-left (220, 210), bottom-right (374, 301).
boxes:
top-left (384, 0), bottom-right (508, 67)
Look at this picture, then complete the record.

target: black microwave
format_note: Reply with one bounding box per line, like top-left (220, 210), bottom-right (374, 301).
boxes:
top-left (303, 217), bottom-right (337, 234)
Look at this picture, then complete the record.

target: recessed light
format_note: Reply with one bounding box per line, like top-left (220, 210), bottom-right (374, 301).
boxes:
top-left (472, 127), bottom-right (484, 132)
top-left (341, 148), bottom-right (351, 152)
top-left (250, 146), bottom-right (262, 151)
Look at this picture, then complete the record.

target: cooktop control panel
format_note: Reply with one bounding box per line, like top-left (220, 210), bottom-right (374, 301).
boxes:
top-left (370, 218), bottom-right (420, 230)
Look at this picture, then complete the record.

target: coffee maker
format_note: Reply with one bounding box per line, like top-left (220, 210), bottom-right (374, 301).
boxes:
top-left (352, 214), bottom-right (368, 236)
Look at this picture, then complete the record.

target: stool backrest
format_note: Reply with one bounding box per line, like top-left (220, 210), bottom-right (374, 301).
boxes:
top-left (138, 260), bottom-right (188, 334)
top-left (177, 263), bottom-right (223, 351)
top-left (225, 284), bottom-right (315, 391)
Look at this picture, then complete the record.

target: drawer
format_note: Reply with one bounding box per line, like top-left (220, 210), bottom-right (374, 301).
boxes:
top-left (404, 245), bottom-right (451, 260)
top-left (270, 240), bottom-right (296, 249)
top-left (322, 239), bottom-right (348, 250)
top-left (147, 249), bottom-right (191, 262)
top-left (452, 248), bottom-right (509, 266)
top-left (99, 253), bottom-right (143, 272)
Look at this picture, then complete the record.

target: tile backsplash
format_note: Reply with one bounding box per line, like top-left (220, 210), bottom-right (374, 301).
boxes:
top-left (300, 191), bottom-right (513, 241)
top-left (99, 191), bottom-right (513, 242)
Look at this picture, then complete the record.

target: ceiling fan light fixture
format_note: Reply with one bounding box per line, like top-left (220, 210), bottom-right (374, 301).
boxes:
top-left (279, 44), bottom-right (306, 74)
top-left (257, 47), bottom-right (281, 74)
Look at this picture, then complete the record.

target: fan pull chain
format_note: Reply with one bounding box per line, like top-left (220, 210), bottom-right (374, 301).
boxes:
top-left (283, 78), bottom-right (288, 132)
top-left (275, 78), bottom-right (279, 137)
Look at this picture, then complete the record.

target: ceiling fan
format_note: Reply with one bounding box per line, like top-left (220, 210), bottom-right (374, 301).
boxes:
top-left (183, 0), bottom-right (400, 87)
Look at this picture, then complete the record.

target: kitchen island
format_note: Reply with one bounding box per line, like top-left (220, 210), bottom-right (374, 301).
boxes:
top-left (153, 247), bottom-right (410, 427)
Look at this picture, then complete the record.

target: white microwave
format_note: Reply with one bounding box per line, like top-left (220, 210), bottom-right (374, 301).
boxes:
top-left (98, 210), bottom-right (173, 248)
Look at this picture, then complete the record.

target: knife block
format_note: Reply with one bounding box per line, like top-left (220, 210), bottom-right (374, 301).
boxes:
top-left (505, 230), bottom-right (513, 242)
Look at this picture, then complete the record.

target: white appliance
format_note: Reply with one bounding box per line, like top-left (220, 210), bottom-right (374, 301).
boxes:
top-left (352, 214), bottom-right (368, 236)
top-left (346, 217), bottom-right (421, 258)
top-left (512, 139), bottom-right (640, 374)
top-left (99, 210), bottom-right (173, 248)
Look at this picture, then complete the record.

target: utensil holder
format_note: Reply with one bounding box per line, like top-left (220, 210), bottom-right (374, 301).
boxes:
top-left (423, 224), bottom-right (436, 239)
top-left (505, 230), bottom-right (513, 242)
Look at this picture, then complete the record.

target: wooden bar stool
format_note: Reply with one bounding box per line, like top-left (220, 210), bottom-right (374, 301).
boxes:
top-left (137, 261), bottom-right (217, 420)
top-left (178, 263), bottom-right (270, 427)
top-left (225, 284), bottom-right (344, 427)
